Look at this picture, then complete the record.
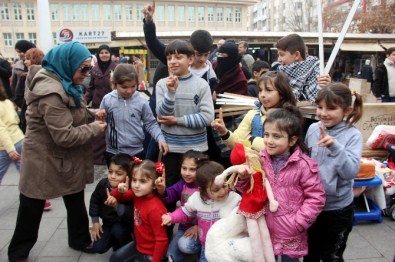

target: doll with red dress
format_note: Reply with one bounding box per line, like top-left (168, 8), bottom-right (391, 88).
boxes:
top-left (214, 143), bottom-right (278, 262)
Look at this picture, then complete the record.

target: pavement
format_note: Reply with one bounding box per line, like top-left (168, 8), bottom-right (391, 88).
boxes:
top-left (1, 164), bottom-right (395, 262)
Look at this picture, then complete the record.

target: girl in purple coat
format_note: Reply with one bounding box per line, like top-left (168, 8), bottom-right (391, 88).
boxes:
top-left (155, 150), bottom-right (209, 262)
top-left (239, 105), bottom-right (325, 261)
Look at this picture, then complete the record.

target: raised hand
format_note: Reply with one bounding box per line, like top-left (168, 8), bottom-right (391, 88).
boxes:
top-left (317, 74), bottom-right (331, 88)
top-left (211, 108), bottom-right (227, 136)
top-left (142, 0), bottom-right (155, 23)
top-left (118, 176), bottom-right (130, 193)
top-left (104, 188), bottom-right (118, 208)
top-left (161, 213), bottom-right (172, 226)
top-left (166, 73), bottom-right (179, 92)
top-left (154, 166), bottom-right (166, 195)
top-left (318, 124), bottom-right (334, 148)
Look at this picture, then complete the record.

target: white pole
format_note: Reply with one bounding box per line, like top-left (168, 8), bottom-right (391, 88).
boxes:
top-left (324, 0), bottom-right (361, 74)
top-left (317, 0), bottom-right (324, 75)
top-left (36, 0), bottom-right (52, 53)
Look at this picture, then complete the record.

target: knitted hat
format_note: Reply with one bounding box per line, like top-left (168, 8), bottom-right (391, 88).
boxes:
top-left (230, 143), bottom-right (247, 165)
top-left (15, 40), bottom-right (36, 53)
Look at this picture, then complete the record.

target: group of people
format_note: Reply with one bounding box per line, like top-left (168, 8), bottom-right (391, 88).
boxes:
top-left (1, 1), bottom-right (392, 261)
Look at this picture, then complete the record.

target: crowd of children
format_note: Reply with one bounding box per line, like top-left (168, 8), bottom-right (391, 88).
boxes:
top-left (1, 1), bottom-right (371, 260)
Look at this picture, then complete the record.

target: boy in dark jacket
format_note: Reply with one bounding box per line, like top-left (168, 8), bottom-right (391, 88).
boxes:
top-left (89, 153), bottom-right (133, 253)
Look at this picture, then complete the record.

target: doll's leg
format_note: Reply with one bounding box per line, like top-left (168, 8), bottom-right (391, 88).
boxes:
top-left (257, 216), bottom-right (275, 262)
top-left (265, 179), bottom-right (279, 212)
top-left (246, 218), bottom-right (266, 262)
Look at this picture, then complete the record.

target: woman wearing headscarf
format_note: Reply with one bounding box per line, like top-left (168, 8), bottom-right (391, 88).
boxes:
top-left (84, 45), bottom-right (117, 164)
top-left (84, 44), bottom-right (117, 109)
top-left (11, 40), bottom-right (36, 97)
top-left (8, 41), bottom-right (107, 262)
top-left (213, 41), bottom-right (247, 95)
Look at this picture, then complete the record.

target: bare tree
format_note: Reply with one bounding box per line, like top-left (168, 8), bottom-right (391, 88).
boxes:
top-left (356, 1), bottom-right (395, 33)
top-left (284, 0), bottom-right (315, 32)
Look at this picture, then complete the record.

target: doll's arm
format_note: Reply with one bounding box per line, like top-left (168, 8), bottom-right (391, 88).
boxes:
top-left (214, 165), bottom-right (244, 186)
top-left (264, 178), bottom-right (279, 212)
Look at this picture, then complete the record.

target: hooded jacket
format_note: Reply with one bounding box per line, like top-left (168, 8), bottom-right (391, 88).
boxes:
top-left (19, 68), bottom-right (101, 199)
top-left (260, 146), bottom-right (325, 258)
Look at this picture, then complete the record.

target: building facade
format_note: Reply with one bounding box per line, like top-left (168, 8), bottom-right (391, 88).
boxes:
top-left (0, 0), bottom-right (257, 60)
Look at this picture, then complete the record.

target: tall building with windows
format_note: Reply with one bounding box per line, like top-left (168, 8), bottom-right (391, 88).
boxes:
top-left (250, 0), bottom-right (318, 32)
top-left (0, 0), bottom-right (256, 60)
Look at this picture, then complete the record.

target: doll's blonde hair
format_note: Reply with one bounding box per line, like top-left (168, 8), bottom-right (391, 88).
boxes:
top-left (227, 146), bottom-right (265, 193)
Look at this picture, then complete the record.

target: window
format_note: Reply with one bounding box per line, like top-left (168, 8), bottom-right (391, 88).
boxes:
top-left (198, 7), bottom-right (204, 22)
top-left (216, 8), bottom-right (223, 22)
top-left (226, 7), bottom-right (232, 22)
top-left (235, 8), bottom-right (241, 23)
top-left (52, 32), bottom-right (57, 45)
top-left (50, 4), bottom-right (58, 21)
top-left (0, 3), bottom-right (9, 20)
top-left (295, 2), bottom-right (302, 9)
top-left (168, 5), bottom-right (175, 22)
top-left (157, 5), bottom-right (164, 21)
top-left (63, 4), bottom-right (71, 21)
top-left (3, 33), bottom-right (12, 46)
top-left (125, 5), bottom-right (132, 21)
top-left (103, 5), bottom-right (112, 21)
top-left (80, 4), bottom-right (88, 21)
top-left (16, 33), bottom-right (24, 41)
top-left (92, 5), bottom-right (100, 21)
top-left (114, 5), bottom-right (122, 21)
top-left (26, 3), bottom-right (35, 21)
top-left (188, 6), bottom-right (195, 22)
top-left (208, 7), bottom-right (214, 22)
top-left (136, 4), bottom-right (143, 21)
top-left (28, 33), bottom-right (37, 45)
top-left (178, 6), bottom-right (185, 21)
top-left (13, 3), bottom-right (22, 20)
top-left (72, 4), bottom-right (79, 20)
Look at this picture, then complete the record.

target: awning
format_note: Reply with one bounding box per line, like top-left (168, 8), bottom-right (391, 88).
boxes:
top-left (340, 43), bottom-right (385, 52)
top-left (380, 43), bottom-right (395, 49)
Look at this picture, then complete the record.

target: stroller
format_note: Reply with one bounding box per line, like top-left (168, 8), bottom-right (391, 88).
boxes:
top-left (382, 142), bottom-right (395, 220)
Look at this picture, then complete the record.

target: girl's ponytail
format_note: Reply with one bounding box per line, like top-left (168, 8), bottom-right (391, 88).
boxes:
top-left (346, 91), bottom-right (363, 126)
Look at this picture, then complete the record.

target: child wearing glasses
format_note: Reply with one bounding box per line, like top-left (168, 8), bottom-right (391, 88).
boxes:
top-left (97, 64), bottom-right (168, 166)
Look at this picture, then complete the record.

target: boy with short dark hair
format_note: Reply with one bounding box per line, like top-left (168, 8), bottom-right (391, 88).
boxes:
top-left (155, 39), bottom-right (214, 187)
top-left (373, 47), bottom-right (395, 102)
top-left (247, 60), bottom-right (270, 97)
top-left (276, 33), bottom-right (320, 102)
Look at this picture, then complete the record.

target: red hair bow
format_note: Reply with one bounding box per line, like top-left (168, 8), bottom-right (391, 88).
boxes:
top-left (156, 162), bottom-right (165, 174)
top-left (133, 156), bottom-right (143, 164)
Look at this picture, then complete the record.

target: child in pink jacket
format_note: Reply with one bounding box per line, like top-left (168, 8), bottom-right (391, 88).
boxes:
top-left (239, 105), bottom-right (325, 261)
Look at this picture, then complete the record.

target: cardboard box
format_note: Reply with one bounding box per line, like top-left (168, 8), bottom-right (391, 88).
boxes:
top-left (349, 78), bottom-right (371, 94)
top-left (355, 103), bottom-right (395, 142)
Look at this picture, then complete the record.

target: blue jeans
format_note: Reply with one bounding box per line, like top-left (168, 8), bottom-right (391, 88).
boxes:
top-left (167, 229), bottom-right (200, 262)
top-left (381, 96), bottom-right (395, 102)
top-left (276, 255), bottom-right (299, 262)
top-left (0, 139), bottom-right (22, 185)
top-left (92, 222), bottom-right (132, 254)
top-left (200, 247), bottom-right (207, 262)
top-left (109, 241), bottom-right (152, 262)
